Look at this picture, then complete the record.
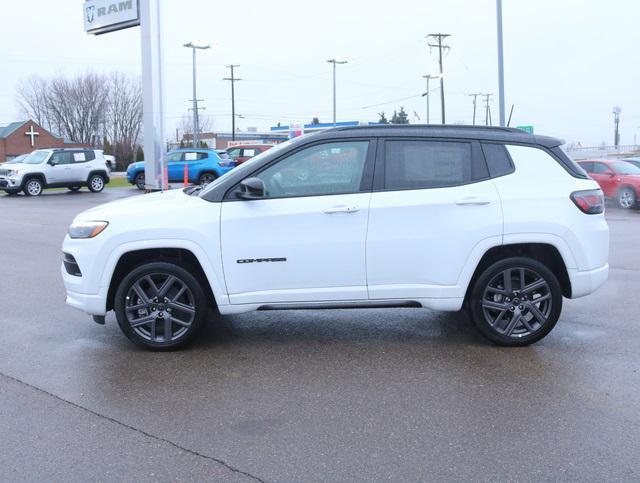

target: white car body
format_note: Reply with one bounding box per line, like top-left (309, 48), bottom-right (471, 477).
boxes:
top-left (0, 148), bottom-right (109, 194)
top-left (60, 126), bottom-right (609, 347)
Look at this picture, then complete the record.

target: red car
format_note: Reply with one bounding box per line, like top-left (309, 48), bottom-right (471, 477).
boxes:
top-left (578, 159), bottom-right (640, 209)
top-left (226, 144), bottom-right (273, 165)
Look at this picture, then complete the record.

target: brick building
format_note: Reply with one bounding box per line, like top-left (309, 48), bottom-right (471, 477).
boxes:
top-left (0, 120), bottom-right (88, 162)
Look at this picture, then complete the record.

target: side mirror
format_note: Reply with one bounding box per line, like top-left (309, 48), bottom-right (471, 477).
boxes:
top-left (236, 177), bottom-right (265, 200)
top-left (48, 159), bottom-right (57, 166)
top-left (606, 170), bottom-right (615, 177)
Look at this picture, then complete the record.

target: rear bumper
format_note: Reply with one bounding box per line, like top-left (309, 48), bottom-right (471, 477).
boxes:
top-left (568, 263), bottom-right (609, 299)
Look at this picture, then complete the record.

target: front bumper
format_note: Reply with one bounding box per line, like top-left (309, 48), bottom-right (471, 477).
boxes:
top-left (0, 177), bottom-right (21, 190)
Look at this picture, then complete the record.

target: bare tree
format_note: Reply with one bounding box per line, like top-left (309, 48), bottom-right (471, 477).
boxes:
top-left (105, 72), bottom-right (143, 166)
top-left (178, 113), bottom-right (214, 142)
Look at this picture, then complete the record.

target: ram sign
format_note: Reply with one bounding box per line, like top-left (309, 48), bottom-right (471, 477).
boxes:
top-left (84, 0), bottom-right (140, 35)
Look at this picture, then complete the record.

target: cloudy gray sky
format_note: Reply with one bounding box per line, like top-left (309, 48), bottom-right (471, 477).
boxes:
top-left (1, 0), bottom-right (639, 145)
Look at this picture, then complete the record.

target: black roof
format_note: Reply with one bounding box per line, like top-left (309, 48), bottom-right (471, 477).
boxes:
top-left (308, 124), bottom-right (563, 148)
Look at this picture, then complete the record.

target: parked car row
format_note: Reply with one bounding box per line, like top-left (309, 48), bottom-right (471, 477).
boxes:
top-left (577, 158), bottom-right (640, 209)
top-left (126, 144), bottom-right (274, 190)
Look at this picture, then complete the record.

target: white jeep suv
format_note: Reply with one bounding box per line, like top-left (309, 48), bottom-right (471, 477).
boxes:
top-left (61, 126), bottom-right (609, 350)
top-left (0, 148), bottom-right (110, 196)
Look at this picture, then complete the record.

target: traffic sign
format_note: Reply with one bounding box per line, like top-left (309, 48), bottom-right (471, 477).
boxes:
top-left (517, 125), bottom-right (534, 134)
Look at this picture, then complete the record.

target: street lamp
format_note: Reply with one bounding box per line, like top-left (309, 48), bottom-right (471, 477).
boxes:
top-left (327, 59), bottom-right (348, 126)
top-left (184, 41), bottom-right (211, 147)
top-left (421, 74), bottom-right (442, 124)
top-left (613, 106), bottom-right (621, 148)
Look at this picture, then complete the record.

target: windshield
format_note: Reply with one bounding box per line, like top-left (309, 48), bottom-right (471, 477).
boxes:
top-left (21, 150), bottom-right (51, 165)
top-left (611, 161), bottom-right (640, 175)
top-left (198, 137), bottom-right (305, 197)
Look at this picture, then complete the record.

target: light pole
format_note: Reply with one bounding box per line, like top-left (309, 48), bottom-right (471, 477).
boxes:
top-left (327, 59), bottom-right (348, 126)
top-left (422, 74), bottom-right (441, 124)
top-left (613, 106), bottom-right (621, 148)
top-left (184, 41), bottom-right (210, 147)
top-left (496, 0), bottom-right (506, 126)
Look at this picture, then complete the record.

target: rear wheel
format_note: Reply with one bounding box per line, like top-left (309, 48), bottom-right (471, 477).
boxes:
top-left (88, 174), bottom-right (105, 193)
top-left (23, 178), bottom-right (43, 196)
top-left (468, 257), bottom-right (562, 346)
top-left (198, 172), bottom-right (216, 186)
top-left (135, 172), bottom-right (145, 190)
top-left (114, 262), bottom-right (209, 350)
top-left (617, 187), bottom-right (637, 209)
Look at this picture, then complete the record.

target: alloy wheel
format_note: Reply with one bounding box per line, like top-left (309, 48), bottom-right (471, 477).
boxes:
top-left (90, 176), bottom-right (104, 191)
top-left (619, 189), bottom-right (635, 209)
top-left (124, 273), bottom-right (196, 343)
top-left (199, 173), bottom-right (215, 185)
top-left (481, 267), bottom-right (552, 338)
top-left (26, 179), bottom-right (42, 196)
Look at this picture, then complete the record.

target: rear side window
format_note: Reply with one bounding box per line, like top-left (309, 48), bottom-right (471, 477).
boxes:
top-left (592, 162), bottom-right (611, 174)
top-left (84, 150), bottom-right (96, 161)
top-left (383, 140), bottom-right (481, 190)
top-left (481, 143), bottom-right (514, 178)
top-left (578, 161), bottom-right (593, 173)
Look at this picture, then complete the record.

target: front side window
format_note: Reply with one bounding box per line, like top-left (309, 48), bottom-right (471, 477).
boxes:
top-left (167, 152), bottom-right (183, 163)
top-left (227, 148), bottom-right (241, 158)
top-left (611, 161), bottom-right (640, 175)
top-left (50, 152), bottom-right (73, 165)
top-left (255, 141), bottom-right (369, 198)
top-left (384, 140), bottom-right (475, 190)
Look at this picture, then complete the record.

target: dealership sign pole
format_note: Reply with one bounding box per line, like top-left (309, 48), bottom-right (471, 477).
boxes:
top-left (84, 0), bottom-right (166, 191)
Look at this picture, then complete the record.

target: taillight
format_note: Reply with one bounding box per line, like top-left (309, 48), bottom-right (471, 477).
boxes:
top-left (571, 189), bottom-right (604, 214)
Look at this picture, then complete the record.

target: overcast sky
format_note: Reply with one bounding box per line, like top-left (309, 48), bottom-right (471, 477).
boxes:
top-left (1, 0), bottom-right (639, 145)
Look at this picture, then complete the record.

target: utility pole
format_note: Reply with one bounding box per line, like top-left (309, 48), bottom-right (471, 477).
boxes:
top-left (483, 93), bottom-right (494, 126)
top-left (613, 106), bottom-right (621, 147)
top-left (327, 59), bottom-right (348, 126)
top-left (224, 64), bottom-right (241, 141)
top-left (422, 74), bottom-right (441, 124)
top-left (426, 33), bottom-right (450, 124)
top-left (468, 93), bottom-right (483, 125)
top-left (183, 41), bottom-right (210, 148)
top-left (496, 0), bottom-right (506, 126)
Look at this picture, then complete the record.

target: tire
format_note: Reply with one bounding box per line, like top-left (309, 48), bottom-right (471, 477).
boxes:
top-left (88, 174), bottom-right (105, 193)
top-left (4, 189), bottom-right (20, 196)
top-left (468, 257), bottom-right (563, 347)
top-left (68, 186), bottom-right (82, 192)
top-left (617, 187), bottom-right (637, 209)
top-left (135, 172), bottom-right (145, 190)
top-left (23, 177), bottom-right (43, 196)
top-left (114, 262), bottom-right (209, 351)
top-left (198, 172), bottom-right (217, 186)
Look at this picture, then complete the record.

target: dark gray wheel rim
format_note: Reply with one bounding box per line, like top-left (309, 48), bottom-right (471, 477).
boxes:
top-left (199, 173), bottom-right (215, 185)
top-left (90, 176), bottom-right (104, 191)
top-left (136, 174), bottom-right (145, 189)
top-left (481, 267), bottom-right (552, 338)
top-left (619, 189), bottom-right (634, 208)
top-left (124, 273), bottom-right (196, 343)
top-left (26, 179), bottom-right (42, 195)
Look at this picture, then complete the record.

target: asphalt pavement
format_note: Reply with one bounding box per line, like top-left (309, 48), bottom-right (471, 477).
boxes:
top-left (1, 188), bottom-right (639, 481)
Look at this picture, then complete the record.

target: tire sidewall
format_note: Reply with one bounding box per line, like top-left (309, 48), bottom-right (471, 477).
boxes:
top-left (198, 172), bottom-right (216, 185)
top-left (114, 262), bottom-right (208, 351)
top-left (469, 256), bottom-right (563, 346)
top-left (88, 174), bottom-right (105, 193)
top-left (135, 173), bottom-right (145, 190)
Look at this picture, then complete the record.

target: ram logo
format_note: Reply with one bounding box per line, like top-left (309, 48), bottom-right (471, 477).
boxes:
top-left (86, 5), bottom-right (96, 23)
top-left (237, 257), bottom-right (287, 264)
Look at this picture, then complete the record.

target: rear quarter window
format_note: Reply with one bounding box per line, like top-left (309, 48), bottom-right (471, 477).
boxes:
top-left (480, 143), bottom-right (514, 178)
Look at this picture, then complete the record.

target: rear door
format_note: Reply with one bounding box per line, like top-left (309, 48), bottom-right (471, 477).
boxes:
top-left (366, 138), bottom-right (502, 300)
top-left (68, 150), bottom-right (94, 182)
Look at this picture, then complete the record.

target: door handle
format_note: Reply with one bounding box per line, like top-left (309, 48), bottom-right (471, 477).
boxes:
top-left (455, 197), bottom-right (491, 206)
top-left (323, 205), bottom-right (360, 214)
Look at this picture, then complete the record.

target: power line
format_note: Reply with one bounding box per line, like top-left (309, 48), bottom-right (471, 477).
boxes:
top-left (426, 33), bottom-right (451, 124)
top-left (223, 64), bottom-right (241, 141)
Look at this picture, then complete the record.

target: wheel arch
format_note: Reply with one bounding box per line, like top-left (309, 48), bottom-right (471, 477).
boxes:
top-left (21, 172), bottom-right (47, 188)
top-left (464, 242), bottom-right (572, 306)
top-left (106, 247), bottom-right (221, 312)
top-left (87, 169), bottom-right (109, 183)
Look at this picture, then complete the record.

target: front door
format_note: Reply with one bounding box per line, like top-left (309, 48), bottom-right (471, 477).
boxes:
top-left (220, 140), bottom-right (374, 305)
top-left (366, 139), bottom-right (503, 300)
top-left (166, 151), bottom-right (184, 182)
top-left (47, 151), bottom-right (75, 183)
top-left (590, 161), bottom-right (618, 197)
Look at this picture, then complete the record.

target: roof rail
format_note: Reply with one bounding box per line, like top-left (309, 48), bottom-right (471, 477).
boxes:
top-left (332, 124), bottom-right (527, 134)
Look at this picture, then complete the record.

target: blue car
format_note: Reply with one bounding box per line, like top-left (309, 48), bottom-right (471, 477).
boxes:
top-left (126, 148), bottom-right (236, 190)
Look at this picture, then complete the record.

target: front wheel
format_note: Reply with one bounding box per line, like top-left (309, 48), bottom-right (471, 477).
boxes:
top-left (618, 187), bottom-right (637, 209)
top-left (88, 174), bottom-right (105, 193)
top-left (23, 178), bottom-right (43, 196)
top-left (468, 257), bottom-right (562, 346)
top-left (114, 262), bottom-right (209, 350)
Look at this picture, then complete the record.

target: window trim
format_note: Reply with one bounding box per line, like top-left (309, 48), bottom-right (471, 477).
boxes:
top-left (223, 138), bottom-right (377, 202)
top-left (373, 137), bottom-right (489, 193)
top-left (480, 141), bottom-right (516, 179)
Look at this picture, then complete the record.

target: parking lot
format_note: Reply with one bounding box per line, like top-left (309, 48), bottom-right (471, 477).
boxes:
top-left (1, 188), bottom-right (639, 481)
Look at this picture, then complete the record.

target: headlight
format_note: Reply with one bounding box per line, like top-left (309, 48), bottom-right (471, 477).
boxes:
top-left (218, 160), bottom-right (235, 167)
top-left (68, 221), bottom-right (109, 239)
top-left (7, 169), bottom-right (19, 176)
